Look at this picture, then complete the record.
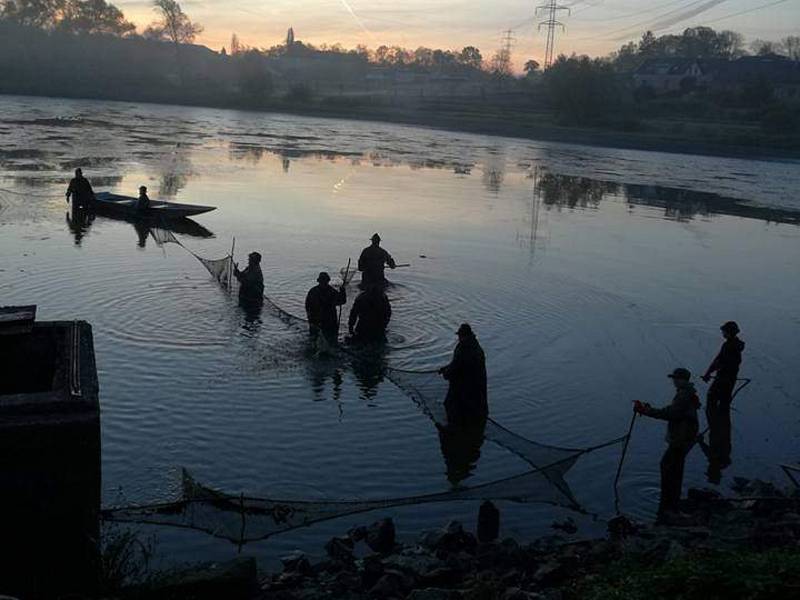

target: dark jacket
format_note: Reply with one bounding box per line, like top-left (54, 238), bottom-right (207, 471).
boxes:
top-left (234, 264), bottom-right (264, 300)
top-left (642, 381), bottom-right (700, 448)
top-left (442, 335), bottom-right (488, 425)
top-left (358, 244), bottom-right (395, 285)
top-left (348, 288), bottom-right (391, 341)
top-left (305, 283), bottom-right (346, 332)
top-left (707, 338), bottom-right (744, 381)
top-left (136, 193), bottom-right (151, 212)
top-left (66, 176), bottom-right (95, 206)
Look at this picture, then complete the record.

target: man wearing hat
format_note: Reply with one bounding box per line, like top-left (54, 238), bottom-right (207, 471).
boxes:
top-left (358, 233), bottom-right (396, 287)
top-left (702, 321), bottom-right (745, 411)
top-left (439, 324), bottom-right (488, 427)
top-left (136, 185), bottom-right (151, 212)
top-left (634, 367), bottom-right (700, 518)
top-left (305, 271), bottom-right (347, 343)
top-left (233, 251), bottom-right (264, 302)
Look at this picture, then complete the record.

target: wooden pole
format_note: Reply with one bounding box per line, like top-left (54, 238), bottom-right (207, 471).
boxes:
top-left (228, 237), bottom-right (236, 289)
top-left (338, 258), bottom-right (351, 336)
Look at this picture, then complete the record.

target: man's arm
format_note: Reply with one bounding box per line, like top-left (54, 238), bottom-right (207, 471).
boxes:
top-left (335, 286), bottom-right (347, 306)
top-left (348, 300), bottom-right (359, 333)
top-left (66, 180), bottom-right (74, 202)
top-left (305, 290), bottom-right (315, 322)
top-left (357, 249), bottom-right (367, 272)
top-left (385, 250), bottom-right (396, 269)
top-left (702, 349), bottom-right (721, 382)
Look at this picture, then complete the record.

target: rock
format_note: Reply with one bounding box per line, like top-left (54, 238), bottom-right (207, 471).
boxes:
top-left (369, 571), bottom-right (405, 597)
top-left (359, 554), bottom-right (385, 589)
top-left (687, 488), bottom-right (722, 503)
top-left (422, 521), bottom-right (478, 556)
top-left (419, 566), bottom-right (462, 588)
top-left (281, 551), bottom-right (312, 576)
top-left (349, 525), bottom-right (368, 542)
top-left (325, 536), bottom-right (355, 562)
top-left (477, 501), bottom-right (500, 543)
top-left (407, 589), bottom-right (455, 600)
top-left (143, 557), bottom-right (257, 599)
top-left (366, 518), bottom-right (396, 554)
top-left (550, 518), bottom-right (577, 534)
top-left (607, 515), bottom-right (638, 539)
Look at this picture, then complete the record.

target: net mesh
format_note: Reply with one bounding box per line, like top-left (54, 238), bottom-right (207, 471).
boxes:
top-left (150, 227), bottom-right (180, 247)
top-left (193, 254), bottom-right (233, 287)
top-left (103, 465), bottom-right (581, 546)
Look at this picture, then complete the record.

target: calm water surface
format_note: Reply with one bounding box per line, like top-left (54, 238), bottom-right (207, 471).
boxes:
top-left (1, 95), bottom-right (799, 567)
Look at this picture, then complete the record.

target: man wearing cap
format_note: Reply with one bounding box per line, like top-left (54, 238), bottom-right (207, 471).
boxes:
top-left (305, 271), bottom-right (347, 343)
top-left (65, 168), bottom-right (96, 209)
top-left (358, 233), bottom-right (396, 287)
top-left (439, 324), bottom-right (488, 427)
top-left (348, 284), bottom-right (391, 343)
top-left (634, 367), bottom-right (700, 518)
top-left (234, 251), bottom-right (264, 302)
top-left (702, 321), bottom-right (745, 411)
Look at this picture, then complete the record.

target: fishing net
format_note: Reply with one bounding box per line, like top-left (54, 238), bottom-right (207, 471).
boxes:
top-left (103, 464), bottom-right (582, 546)
top-left (149, 227), bottom-right (180, 247)
top-left (195, 255), bottom-right (232, 286)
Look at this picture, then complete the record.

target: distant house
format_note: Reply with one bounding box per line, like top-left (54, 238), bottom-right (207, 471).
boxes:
top-left (633, 58), bottom-right (710, 94)
top-left (711, 54), bottom-right (800, 100)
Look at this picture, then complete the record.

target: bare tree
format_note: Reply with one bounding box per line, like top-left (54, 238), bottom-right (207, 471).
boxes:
top-left (780, 35), bottom-right (800, 60)
top-left (524, 59), bottom-right (540, 76)
top-left (750, 39), bottom-right (779, 56)
top-left (149, 0), bottom-right (201, 47)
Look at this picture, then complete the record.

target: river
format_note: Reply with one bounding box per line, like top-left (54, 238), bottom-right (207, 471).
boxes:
top-left (1, 94), bottom-right (799, 569)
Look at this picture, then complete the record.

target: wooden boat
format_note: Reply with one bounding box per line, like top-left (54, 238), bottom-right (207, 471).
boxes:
top-left (94, 191), bottom-right (216, 219)
top-left (0, 308), bottom-right (100, 596)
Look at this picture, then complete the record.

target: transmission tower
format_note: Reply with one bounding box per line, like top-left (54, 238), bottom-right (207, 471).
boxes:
top-left (498, 29), bottom-right (515, 75)
top-left (536, 0), bottom-right (570, 69)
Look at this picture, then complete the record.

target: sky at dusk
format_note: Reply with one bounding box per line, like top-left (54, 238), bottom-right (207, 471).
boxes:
top-left (116, 0), bottom-right (799, 67)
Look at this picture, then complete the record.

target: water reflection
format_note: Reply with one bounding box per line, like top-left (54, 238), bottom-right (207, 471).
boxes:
top-left (537, 172), bottom-right (618, 209)
top-left (437, 419), bottom-right (487, 486)
top-left (65, 206), bottom-right (95, 246)
top-left (348, 343), bottom-right (389, 401)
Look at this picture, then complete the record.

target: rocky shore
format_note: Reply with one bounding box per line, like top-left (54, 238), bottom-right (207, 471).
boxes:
top-left (125, 478), bottom-right (800, 600)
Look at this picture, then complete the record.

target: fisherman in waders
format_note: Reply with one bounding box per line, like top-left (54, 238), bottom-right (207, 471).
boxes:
top-left (439, 323), bottom-right (488, 427)
top-left (305, 271), bottom-right (346, 344)
top-left (65, 168), bottom-right (96, 209)
top-left (348, 284), bottom-right (391, 343)
top-left (634, 367), bottom-right (700, 520)
top-left (234, 251), bottom-right (264, 304)
top-left (358, 233), bottom-right (396, 287)
top-left (699, 321), bottom-right (744, 482)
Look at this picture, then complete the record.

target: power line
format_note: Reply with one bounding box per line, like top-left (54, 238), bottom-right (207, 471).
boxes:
top-left (537, 0), bottom-right (571, 68)
top-left (699, 0), bottom-right (792, 25)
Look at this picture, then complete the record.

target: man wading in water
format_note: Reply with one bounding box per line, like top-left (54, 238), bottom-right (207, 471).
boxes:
top-left (348, 284), bottom-right (391, 343)
top-left (358, 233), bottom-right (396, 287)
top-left (234, 251), bottom-right (264, 304)
top-left (65, 168), bottom-right (96, 209)
top-left (305, 271), bottom-right (346, 344)
top-left (439, 323), bottom-right (488, 427)
top-left (634, 367), bottom-right (700, 520)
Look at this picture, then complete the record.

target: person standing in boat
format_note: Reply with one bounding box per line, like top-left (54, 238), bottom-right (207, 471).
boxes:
top-left (234, 251), bottom-right (264, 303)
top-left (634, 367), bottom-right (700, 520)
top-left (305, 271), bottom-right (347, 343)
top-left (439, 323), bottom-right (488, 427)
top-left (348, 284), bottom-right (391, 343)
top-left (136, 186), bottom-right (151, 212)
top-left (65, 168), bottom-right (96, 209)
top-left (358, 233), bottom-right (396, 287)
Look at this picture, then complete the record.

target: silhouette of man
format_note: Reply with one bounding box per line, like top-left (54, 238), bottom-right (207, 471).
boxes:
top-left (65, 168), bottom-right (95, 209)
top-left (358, 233), bottom-right (396, 287)
top-left (702, 321), bottom-right (744, 411)
top-left (634, 367), bottom-right (700, 519)
top-left (305, 271), bottom-right (347, 343)
top-left (234, 251), bottom-right (264, 303)
top-left (439, 323), bottom-right (488, 427)
top-left (136, 186), bottom-right (151, 212)
top-left (348, 284), bottom-right (391, 343)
